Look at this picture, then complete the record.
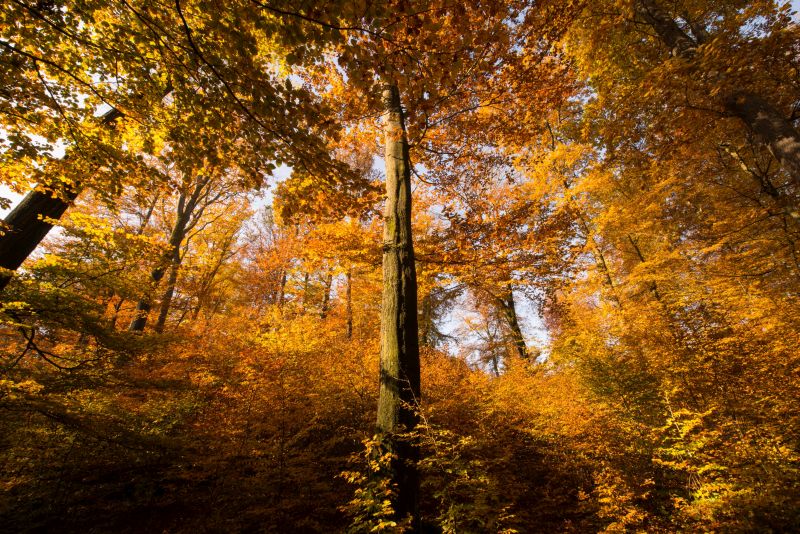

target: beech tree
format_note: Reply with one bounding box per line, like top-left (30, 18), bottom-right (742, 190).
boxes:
top-left (3, 1), bottom-right (800, 532)
top-left (0, 0), bottom-right (351, 289)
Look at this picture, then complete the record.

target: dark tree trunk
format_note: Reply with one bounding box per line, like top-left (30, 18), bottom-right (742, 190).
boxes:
top-left (154, 258), bottom-right (180, 333)
top-left (0, 107), bottom-right (122, 291)
top-left (278, 268), bottom-right (288, 309)
top-left (128, 265), bottom-right (166, 332)
top-left (628, 234), bottom-right (662, 301)
top-left (320, 271), bottom-right (333, 318)
top-left (345, 267), bottom-right (353, 339)
top-left (636, 0), bottom-right (800, 194)
top-left (723, 92), bottom-right (800, 194)
top-left (0, 189), bottom-right (76, 290)
top-left (109, 296), bottom-right (126, 330)
top-left (376, 83), bottom-right (420, 527)
top-left (498, 286), bottom-right (527, 360)
top-left (129, 179), bottom-right (204, 332)
top-left (419, 293), bottom-right (432, 347)
top-left (301, 272), bottom-right (310, 312)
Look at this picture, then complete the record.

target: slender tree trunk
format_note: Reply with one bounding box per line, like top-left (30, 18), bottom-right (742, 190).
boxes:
top-left (628, 234), bottom-right (662, 300)
top-left (278, 268), bottom-right (288, 309)
top-left (376, 83), bottom-right (420, 527)
top-left (191, 239), bottom-right (233, 321)
top-left (301, 272), bottom-right (310, 312)
top-left (419, 292), bottom-right (432, 347)
top-left (154, 256), bottom-right (180, 333)
top-left (498, 286), bottom-right (527, 360)
top-left (129, 200), bottom-right (191, 332)
top-left (0, 107), bottom-right (123, 291)
top-left (129, 265), bottom-right (166, 331)
top-left (636, 0), bottom-right (800, 194)
top-left (128, 177), bottom-right (208, 332)
top-left (345, 266), bottom-right (353, 339)
top-left (320, 271), bottom-right (333, 318)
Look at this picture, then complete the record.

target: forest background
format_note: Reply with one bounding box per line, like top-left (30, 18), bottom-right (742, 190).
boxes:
top-left (1, 0), bottom-right (800, 532)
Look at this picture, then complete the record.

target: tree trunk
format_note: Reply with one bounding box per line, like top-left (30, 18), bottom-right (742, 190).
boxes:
top-left (498, 286), bottom-right (527, 360)
top-left (278, 268), bottom-right (288, 309)
top-left (0, 189), bottom-right (77, 290)
top-left (723, 92), bottom-right (800, 198)
top-left (128, 265), bottom-right (165, 331)
top-left (345, 266), bottom-right (353, 339)
top-left (109, 296), bottom-right (125, 330)
top-left (129, 200), bottom-right (191, 331)
top-left (0, 107), bottom-right (122, 291)
top-left (628, 234), bottom-right (662, 300)
top-left (154, 257), bottom-right (180, 333)
top-left (419, 292), bottom-right (432, 347)
top-left (636, 0), bottom-right (800, 194)
top-left (320, 271), bottom-right (333, 318)
top-left (376, 83), bottom-right (420, 527)
top-left (128, 177), bottom-right (207, 332)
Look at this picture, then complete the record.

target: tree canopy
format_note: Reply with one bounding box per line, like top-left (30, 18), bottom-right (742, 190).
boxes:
top-left (1, 0), bottom-right (799, 531)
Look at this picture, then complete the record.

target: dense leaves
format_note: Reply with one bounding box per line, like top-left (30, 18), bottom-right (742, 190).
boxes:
top-left (2, 0), bottom-right (799, 532)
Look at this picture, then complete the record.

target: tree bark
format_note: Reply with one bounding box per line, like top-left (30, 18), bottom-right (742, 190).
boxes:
top-left (376, 83), bottom-right (420, 527)
top-left (0, 107), bottom-right (122, 291)
top-left (419, 292), bottom-right (432, 347)
top-left (345, 266), bottom-right (353, 339)
top-left (278, 268), bottom-right (288, 309)
top-left (636, 0), bottom-right (800, 194)
top-left (0, 188), bottom-right (76, 290)
top-left (320, 271), bottom-right (333, 318)
top-left (498, 286), bottom-right (527, 360)
top-left (724, 92), bottom-right (800, 198)
top-left (154, 256), bottom-right (180, 333)
top-left (129, 180), bottom-right (203, 332)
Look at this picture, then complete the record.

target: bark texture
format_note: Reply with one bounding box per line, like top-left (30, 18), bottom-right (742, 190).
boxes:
top-left (154, 257), bottom-right (180, 332)
top-left (320, 271), bottom-right (333, 318)
top-left (376, 83), bottom-right (420, 526)
top-left (0, 188), bottom-right (76, 290)
top-left (0, 107), bottom-right (122, 291)
top-left (129, 178), bottom-right (206, 332)
top-left (498, 286), bottom-right (527, 360)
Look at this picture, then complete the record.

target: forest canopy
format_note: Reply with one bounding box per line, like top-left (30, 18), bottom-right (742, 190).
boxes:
top-left (1, 0), bottom-right (799, 532)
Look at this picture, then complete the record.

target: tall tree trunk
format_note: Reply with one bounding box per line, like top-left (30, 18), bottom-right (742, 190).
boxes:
top-left (320, 270), bottom-right (333, 318)
top-left (376, 83), bottom-right (420, 527)
top-left (419, 292), bottom-right (432, 347)
top-left (191, 236), bottom-right (234, 321)
top-left (636, 0), bottom-right (800, 194)
top-left (278, 268), bottom-right (288, 309)
top-left (154, 255), bottom-right (180, 333)
top-left (0, 107), bottom-right (123, 291)
top-left (129, 187), bottom-right (197, 332)
top-left (345, 266), bottom-right (353, 339)
top-left (128, 265), bottom-right (166, 332)
top-left (724, 92), bottom-right (800, 196)
top-left (628, 234), bottom-right (662, 301)
top-left (498, 286), bottom-right (527, 360)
